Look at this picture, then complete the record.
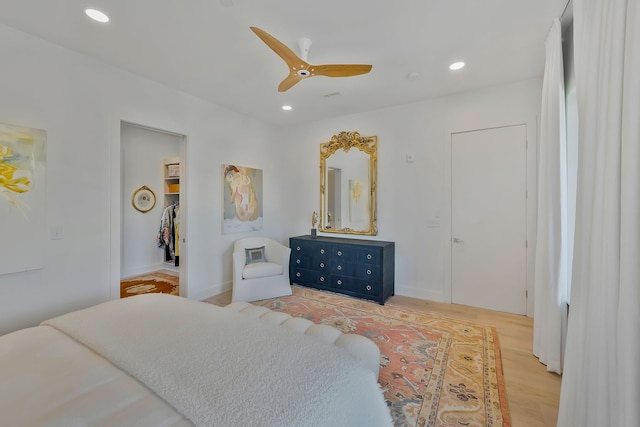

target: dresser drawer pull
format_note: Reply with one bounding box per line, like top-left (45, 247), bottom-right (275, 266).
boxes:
top-left (320, 276), bottom-right (325, 282)
top-left (297, 246), bottom-right (301, 251)
top-left (337, 279), bottom-right (342, 285)
top-left (320, 248), bottom-right (325, 254)
top-left (337, 265), bottom-right (342, 271)
top-left (296, 259), bottom-right (300, 264)
top-left (367, 269), bottom-right (372, 275)
top-left (367, 254), bottom-right (372, 260)
top-left (366, 285), bottom-right (372, 291)
top-left (296, 272), bottom-right (301, 277)
top-left (337, 250), bottom-right (342, 256)
top-left (320, 262), bottom-right (325, 268)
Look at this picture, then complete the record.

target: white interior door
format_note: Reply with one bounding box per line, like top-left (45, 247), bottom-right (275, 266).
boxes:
top-left (451, 125), bottom-right (527, 314)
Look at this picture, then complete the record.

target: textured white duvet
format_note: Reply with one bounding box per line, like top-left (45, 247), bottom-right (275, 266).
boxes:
top-left (3, 294), bottom-right (391, 426)
top-left (0, 324), bottom-right (192, 426)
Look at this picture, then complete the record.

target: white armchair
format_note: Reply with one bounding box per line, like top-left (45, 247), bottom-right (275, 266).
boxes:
top-left (232, 237), bottom-right (292, 303)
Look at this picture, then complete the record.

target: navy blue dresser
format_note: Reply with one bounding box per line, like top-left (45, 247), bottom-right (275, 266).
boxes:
top-left (289, 235), bottom-right (395, 305)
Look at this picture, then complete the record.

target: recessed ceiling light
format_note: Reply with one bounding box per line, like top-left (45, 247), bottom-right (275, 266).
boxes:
top-left (282, 105), bottom-right (292, 111)
top-left (449, 61), bottom-right (465, 71)
top-left (85, 8), bottom-right (109, 23)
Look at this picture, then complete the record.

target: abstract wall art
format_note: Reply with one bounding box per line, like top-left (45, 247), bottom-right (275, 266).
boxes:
top-left (0, 122), bottom-right (46, 275)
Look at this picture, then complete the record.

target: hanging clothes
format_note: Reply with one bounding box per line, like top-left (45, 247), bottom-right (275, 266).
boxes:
top-left (173, 205), bottom-right (180, 267)
top-left (157, 203), bottom-right (178, 263)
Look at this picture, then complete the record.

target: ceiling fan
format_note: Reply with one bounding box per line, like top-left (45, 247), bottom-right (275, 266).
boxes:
top-left (250, 27), bottom-right (372, 92)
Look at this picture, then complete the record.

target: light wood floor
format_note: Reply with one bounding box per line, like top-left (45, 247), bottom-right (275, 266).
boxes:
top-left (206, 289), bottom-right (562, 427)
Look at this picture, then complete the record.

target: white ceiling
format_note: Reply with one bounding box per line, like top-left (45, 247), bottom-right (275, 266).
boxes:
top-left (0, 0), bottom-right (566, 127)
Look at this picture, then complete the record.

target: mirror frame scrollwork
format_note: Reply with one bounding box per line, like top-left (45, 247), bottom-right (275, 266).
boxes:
top-left (319, 131), bottom-right (378, 236)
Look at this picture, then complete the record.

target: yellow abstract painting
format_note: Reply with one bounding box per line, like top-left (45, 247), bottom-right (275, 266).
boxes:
top-left (0, 122), bottom-right (46, 275)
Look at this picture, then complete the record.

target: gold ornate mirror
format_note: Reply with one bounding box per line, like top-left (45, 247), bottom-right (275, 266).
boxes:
top-left (320, 131), bottom-right (377, 235)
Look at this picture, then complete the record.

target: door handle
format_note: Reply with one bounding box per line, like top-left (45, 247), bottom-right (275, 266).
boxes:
top-left (453, 237), bottom-right (464, 243)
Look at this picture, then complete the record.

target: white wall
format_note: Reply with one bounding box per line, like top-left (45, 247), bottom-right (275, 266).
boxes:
top-left (279, 78), bottom-right (541, 313)
top-left (0, 24), bottom-right (285, 335)
top-left (121, 124), bottom-right (180, 278)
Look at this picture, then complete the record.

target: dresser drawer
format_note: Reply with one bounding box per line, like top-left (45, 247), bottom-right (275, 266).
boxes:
top-left (327, 274), bottom-right (351, 291)
top-left (356, 280), bottom-right (380, 297)
top-left (354, 263), bottom-right (380, 280)
top-left (328, 275), bottom-right (379, 297)
top-left (331, 245), bottom-right (357, 263)
top-left (291, 253), bottom-right (311, 269)
top-left (292, 254), bottom-right (330, 271)
top-left (329, 260), bottom-right (356, 277)
top-left (291, 268), bottom-right (318, 285)
top-left (357, 247), bottom-right (382, 265)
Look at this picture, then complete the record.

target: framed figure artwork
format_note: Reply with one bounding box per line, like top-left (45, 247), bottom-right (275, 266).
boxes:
top-left (222, 164), bottom-right (263, 234)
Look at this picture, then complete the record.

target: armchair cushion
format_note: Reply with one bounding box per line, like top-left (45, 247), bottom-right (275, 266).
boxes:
top-left (245, 246), bottom-right (267, 264)
top-left (242, 262), bottom-right (283, 279)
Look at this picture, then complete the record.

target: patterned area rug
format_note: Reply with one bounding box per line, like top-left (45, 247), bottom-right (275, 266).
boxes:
top-left (120, 272), bottom-right (179, 298)
top-left (249, 286), bottom-right (510, 427)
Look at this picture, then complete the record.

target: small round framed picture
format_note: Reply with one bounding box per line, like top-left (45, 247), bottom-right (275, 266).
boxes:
top-left (132, 186), bottom-right (156, 213)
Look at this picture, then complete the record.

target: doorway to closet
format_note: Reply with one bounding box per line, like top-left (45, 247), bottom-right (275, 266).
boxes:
top-left (120, 122), bottom-right (186, 298)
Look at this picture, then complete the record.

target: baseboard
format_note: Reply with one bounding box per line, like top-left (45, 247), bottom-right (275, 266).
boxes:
top-left (161, 262), bottom-right (179, 273)
top-left (158, 268), bottom-right (179, 276)
top-left (191, 281), bottom-right (232, 302)
top-left (121, 263), bottom-right (168, 280)
top-left (394, 284), bottom-right (447, 303)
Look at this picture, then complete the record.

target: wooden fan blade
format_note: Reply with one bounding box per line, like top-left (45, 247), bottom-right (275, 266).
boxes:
top-left (250, 27), bottom-right (304, 69)
top-left (278, 74), bottom-right (303, 92)
top-left (313, 64), bottom-right (372, 77)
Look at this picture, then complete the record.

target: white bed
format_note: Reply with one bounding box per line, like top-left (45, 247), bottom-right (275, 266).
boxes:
top-left (0, 293), bottom-right (391, 426)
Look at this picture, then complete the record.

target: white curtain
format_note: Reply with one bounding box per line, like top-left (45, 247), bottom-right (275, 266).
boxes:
top-left (533, 17), bottom-right (568, 375)
top-left (558, 0), bottom-right (640, 425)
